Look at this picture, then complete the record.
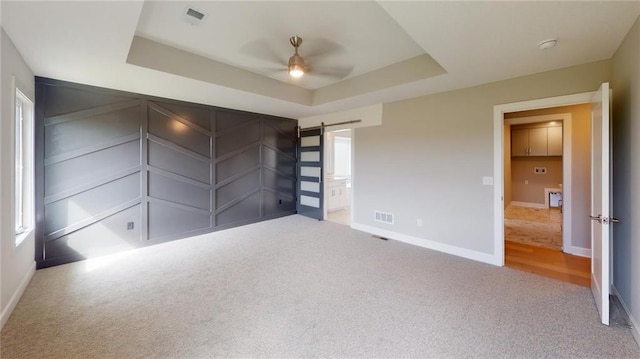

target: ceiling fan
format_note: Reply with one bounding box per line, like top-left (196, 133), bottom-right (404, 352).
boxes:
top-left (239, 36), bottom-right (354, 83)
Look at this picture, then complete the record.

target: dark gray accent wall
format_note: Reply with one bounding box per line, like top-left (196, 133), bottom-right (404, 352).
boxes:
top-left (35, 78), bottom-right (297, 268)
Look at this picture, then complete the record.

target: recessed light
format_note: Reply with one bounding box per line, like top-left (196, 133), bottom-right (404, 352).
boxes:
top-left (538, 39), bottom-right (558, 50)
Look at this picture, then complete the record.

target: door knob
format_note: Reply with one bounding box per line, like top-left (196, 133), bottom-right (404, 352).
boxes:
top-left (610, 217), bottom-right (620, 223)
top-left (590, 214), bottom-right (602, 222)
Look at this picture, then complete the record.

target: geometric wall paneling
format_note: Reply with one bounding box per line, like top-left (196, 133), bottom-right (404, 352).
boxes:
top-left (148, 171), bottom-right (211, 211)
top-left (145, 100), bottom-right (213, 241)
top-left (215, 109), bottom-right (258, 133)
top-left (44, 172), bottom-right (141, 240)
top-left (262, 167), bottom-right (296, 195)
top-left (36, 77), bottom-right (297, 268)
top-left (43, 82), bottom-right (132, 118)
top-left (44, 100), bottom-right (141, 162)
top-left (44, 140), bottom-right (140, 201)
top-left (262, 145), bottom-right (296, 178)
top-left (261, 130), bottom-right (297, 218)
top-left (147, 200), bottom-right (211, 240)
top-left (215, 118), bottom-right (261, 157)
top-left (147, 102), bottom-right (212, 158)
top-left (263, 189), bottom-right (296, 217)
top-left (262, 117), bottom-right (297, 154)
top-left (215, 169), bottom-right (261, 209)
top-left (151, 100), bottom-right (212, 132)
top-left (215, 192), bottom-right (262, 227)
top-left (215, 145), bottom-right (260, 183)
top-left (43, 204), bottom-right (142, 263)
top-left (147, 138), bottom-right (211, 185)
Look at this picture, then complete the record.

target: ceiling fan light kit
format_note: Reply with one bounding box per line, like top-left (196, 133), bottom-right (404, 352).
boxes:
top-left (288, 35), bottom-right (306, 77)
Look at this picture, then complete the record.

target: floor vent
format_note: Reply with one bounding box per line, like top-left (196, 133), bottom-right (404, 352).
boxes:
top-left (374, 210), bottom-right (394, 224)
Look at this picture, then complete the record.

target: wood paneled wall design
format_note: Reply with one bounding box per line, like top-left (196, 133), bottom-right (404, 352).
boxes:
top-left (35, 78), bottom-right (297, 268)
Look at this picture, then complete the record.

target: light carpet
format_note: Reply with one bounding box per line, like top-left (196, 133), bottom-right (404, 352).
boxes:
top-left (2, 215), bottom-right (638, 358)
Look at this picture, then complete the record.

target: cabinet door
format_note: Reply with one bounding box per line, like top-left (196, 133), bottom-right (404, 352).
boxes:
top-left (528, 128), bottom-right (548, 156)
top-left (547, 126), bottom-right (563, 156)
top-left (511, 129), bottom-right (529, 156)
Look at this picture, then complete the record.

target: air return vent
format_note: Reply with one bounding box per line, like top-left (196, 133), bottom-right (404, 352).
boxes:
top-left (374, 210), bottom-right (394, 224)
top-left (186, 8), bottom-right (205, 20)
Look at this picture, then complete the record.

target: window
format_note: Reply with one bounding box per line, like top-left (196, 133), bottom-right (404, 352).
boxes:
top-left (14, 88), bottom-right (34, 246)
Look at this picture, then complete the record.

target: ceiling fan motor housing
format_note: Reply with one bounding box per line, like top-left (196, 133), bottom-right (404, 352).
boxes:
top-left (288, 36), bottom-right (306, 77)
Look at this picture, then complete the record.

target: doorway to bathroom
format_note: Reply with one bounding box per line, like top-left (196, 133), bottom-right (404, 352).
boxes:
top-left (324, 129), bottom-right (352, 226)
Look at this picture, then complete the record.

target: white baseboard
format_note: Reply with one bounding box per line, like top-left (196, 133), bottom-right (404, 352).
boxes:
top-left (611, 285), bottom-right (640, 347)
top-left (510, 201), bottom-right (547, 209)
top-left (1, 262), bottom-right (36, 329)
top-left (564, 246), bottom-right (591, 258)
top-left (351, 222), bottom-right (500, 266)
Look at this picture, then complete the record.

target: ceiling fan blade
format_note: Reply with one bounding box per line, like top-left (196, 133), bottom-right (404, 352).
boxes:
top-left (302, 38), bottom-right (348, 62)
top-left (239, 38), bottom-right (287, 67)
top-left (308, 64), bottom-right (355, 79)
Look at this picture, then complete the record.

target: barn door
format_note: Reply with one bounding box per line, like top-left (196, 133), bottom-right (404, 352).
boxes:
top-left (297, 126), bottom-right (324, 220)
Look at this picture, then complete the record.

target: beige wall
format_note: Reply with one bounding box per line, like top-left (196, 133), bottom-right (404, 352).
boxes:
top-left (353, 59), bottom-right (610, 258)
top-left (506, 104), bottom-right (592, 249)
top-left (1, 29), bottom-right (36, 328)
top-left (510, 157), bottom-right (562, 204)
top-left (611, 15), bottom-right (640, 344)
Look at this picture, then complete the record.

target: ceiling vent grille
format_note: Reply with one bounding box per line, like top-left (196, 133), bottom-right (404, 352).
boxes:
top-left (186, 8), bottom-right (205, 21)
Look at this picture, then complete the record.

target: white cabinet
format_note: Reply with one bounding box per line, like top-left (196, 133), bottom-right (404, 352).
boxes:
top-left (327, 179), bottom-right (348, 212)
top-left (511, 126), bottom-right (562, 157)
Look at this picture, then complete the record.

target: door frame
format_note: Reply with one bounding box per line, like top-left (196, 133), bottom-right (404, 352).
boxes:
top-left (493, 91), bottom-right (595, 266)
top-left (504, 113), bottom-right (573, 254)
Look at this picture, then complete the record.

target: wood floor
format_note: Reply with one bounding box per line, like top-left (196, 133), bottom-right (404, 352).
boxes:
top-left (505, 241), bottom-right (591, 287)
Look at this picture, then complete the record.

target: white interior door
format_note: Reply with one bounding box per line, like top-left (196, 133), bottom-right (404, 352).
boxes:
top-left (590, 82), bottom-right (611, 325)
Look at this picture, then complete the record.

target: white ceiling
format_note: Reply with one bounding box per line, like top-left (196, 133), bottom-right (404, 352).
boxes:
top-left (1, 1), bottom-right (639, 119)
top-left (136, 1), bottom-right (425, 90)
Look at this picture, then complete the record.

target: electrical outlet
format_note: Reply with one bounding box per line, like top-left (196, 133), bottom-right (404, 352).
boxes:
top-left (127, 222), bottom-right (134, 230)
top-left (525, 180), bottom-right (529, 185)
top-left (417, 219), bottom-right (423, 227)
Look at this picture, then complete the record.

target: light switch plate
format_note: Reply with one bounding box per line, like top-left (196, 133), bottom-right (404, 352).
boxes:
top-left (482, 176), bottom-right (494, 185)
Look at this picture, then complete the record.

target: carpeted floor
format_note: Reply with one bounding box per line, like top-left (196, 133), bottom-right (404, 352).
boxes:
top-left (2, 215), bottom-right (638, 358)
top-left (505, 205), bottom-right (563, 250)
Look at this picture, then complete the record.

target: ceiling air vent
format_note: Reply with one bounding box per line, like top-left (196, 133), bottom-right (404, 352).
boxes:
top-left (183, 7), bottom-right (206, 25)
top-left (186, 8), bottom-right (205, 20)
